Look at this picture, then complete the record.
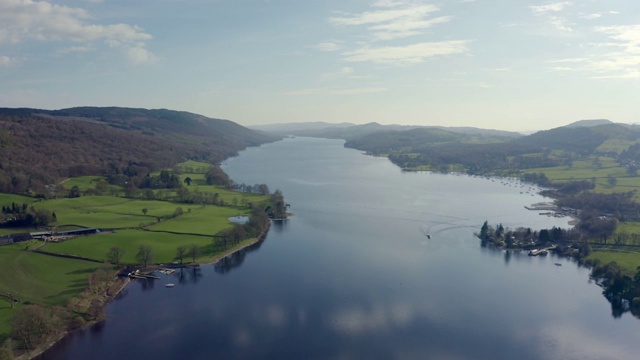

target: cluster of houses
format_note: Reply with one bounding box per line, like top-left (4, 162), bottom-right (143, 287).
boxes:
top-left (0, 228), bottom-right (100, 246)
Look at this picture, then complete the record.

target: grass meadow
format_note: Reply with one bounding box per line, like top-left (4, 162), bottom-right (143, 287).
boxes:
top-left (0, 241), bottom-right (102, 305)
top-left (42, 229), bottom-right (219, 264)
top-left (587, 251), bottom-right (640, 275)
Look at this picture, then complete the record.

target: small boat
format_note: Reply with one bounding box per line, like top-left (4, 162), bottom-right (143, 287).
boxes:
top-left (426, 234), bottom-right (431, 239)
top-left (554, 263), bottom-right (562, 266)
top-left (165, 283), bottom-right (175, 288)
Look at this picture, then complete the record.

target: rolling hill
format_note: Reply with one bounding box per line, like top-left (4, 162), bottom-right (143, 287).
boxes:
top-left (0, 107), bottom-right (278, 194)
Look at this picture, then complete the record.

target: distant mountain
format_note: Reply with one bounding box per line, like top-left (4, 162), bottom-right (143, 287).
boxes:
top-left (519, 123), bottom-right (637, 153)
top-left (0, 107), bottom-right (278, 193)
top-left (344, 126), bottom-right (519, 154)
top-left (564, 119), bottom-right (614, 128)
top-left (250, 121), bottom-right (355, 133)
top-left (255, 121), bottom-right (522, 141)
top-left (342, 121), bottom-right (640, 173)
top-left (431, 126), bottom-right (522, 138)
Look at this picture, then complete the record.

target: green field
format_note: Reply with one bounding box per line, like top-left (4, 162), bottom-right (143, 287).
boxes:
top-left (148, 206), bottom-right (244, 235)
top-left (31, 197), bottom-right (194, 228)
top-left (596, 138), bottom-right (639, 154)
top-left (0, 242), bottom-right (102, 305)
top-left (524, 156), bottom-right (640, 197)
top-left (0, 193), bottom-right (39, 207)
top-left (62, 176), bottom-right (122, 194)
top-left (526, 158), bottom-right (625, 182)
top-left (0, 303), bottom-right (18, 342)
top-left (43, 229), bottom-right (219, 264)
top-left (587, 250), bottom-right (640, 274)
top-left (0, 163), bottom-right (273, 343)
top-left (178, 160), bottom-right (212, 173)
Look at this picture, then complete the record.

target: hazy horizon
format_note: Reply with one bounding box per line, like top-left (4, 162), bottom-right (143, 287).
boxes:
top-left (1, 1), bottom-right (638, 132)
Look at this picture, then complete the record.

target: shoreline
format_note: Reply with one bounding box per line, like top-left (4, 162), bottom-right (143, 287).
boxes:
top-left (23, 224), bottom-right (271, 360)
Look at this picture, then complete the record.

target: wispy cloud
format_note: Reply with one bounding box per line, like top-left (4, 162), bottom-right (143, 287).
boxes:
top-left (284, 86), bottom-right (388, 96)
top-left (0, 55), bottom-right (20, 66)
top-left (342, 40), bottom-right (469, 65)
top-left (319, 66), bottom-right (364, 82)
top-left (483, 67), bottom-right (512, 72)
top-left (548, 25), bottom-right (640, 78)
top-left (329, 1), bottom-right (450, 41)
top-left (312, 41), bottom-right (343, 52)
top-left (320, 1), bottom-right (469, 66)
top-left (0, 0), bottom-right (155, 65)
top-left (530, 2), bottom-right (574, 32)
top-left (529, 2), bottom-right (572, 14)
top-left (580, 13), bottom-right (601, 20)
top-left (57, 45), bottom-right (95, 54)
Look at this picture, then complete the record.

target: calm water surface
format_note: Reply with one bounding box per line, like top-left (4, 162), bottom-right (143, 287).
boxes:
top-left (44, 137), bottom-right (639, 360)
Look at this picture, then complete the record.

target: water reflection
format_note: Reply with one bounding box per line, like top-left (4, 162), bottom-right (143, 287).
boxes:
top-left (270, 218), bottom-right (289, 233)
top-left (140, 278), bottom-right (155, 291)
top-left (504, 249), bottom-right (512, 265)
top-left (173, 266), bottom-right (202, 284)
top-left (214, 239), bottom-right (265, 274)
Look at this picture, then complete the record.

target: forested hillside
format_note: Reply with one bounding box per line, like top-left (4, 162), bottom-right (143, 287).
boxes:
top-left (344, 122), bottom-right (640, 173)
top-left (0, 107), bottom-right (278, 195)
top-left (258, 121), bottom-right (521, 141)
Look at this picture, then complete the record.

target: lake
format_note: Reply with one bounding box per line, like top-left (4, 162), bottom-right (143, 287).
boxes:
top-left (43, 137), bottom-right (639, 360)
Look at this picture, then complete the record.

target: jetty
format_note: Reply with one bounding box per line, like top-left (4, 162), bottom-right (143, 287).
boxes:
top-left (128, 270), bottom-right (160, 279)
top-left (525, 202), bottom-right (557, 211)
top-left (528, 244), bottom-right (557, 256)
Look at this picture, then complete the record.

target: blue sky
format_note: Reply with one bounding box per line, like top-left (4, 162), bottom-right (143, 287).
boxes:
top-left (1, 0), bottom-right (638, 131)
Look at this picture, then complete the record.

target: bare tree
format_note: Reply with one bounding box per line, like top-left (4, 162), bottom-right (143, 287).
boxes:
top-left (136, 245), bottom-right (154, 267)
top-left (188, 244), bottom-right (200, 263)
top-left (176, 246), bottom-right (187, 265)
top-left (106, 247), bottom-right (125, 267)
top-left (11, 305), bottom-right (54, 350)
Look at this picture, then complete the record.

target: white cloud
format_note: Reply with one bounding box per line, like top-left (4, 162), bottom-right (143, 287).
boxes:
top-left (57, 45), bottom-right (94, 54)
top-left (548, 25), bottom-right (640, 79)
top-left (530, 2), bottom-right (572, 14)
top-left (369, 15), bottom-right (452, 41)
top-left (372, 0), bottom-right (405, 7)
top-left (597, 25), bottom-right (640, 51)
top-left (126, 44), bottom-right (158, 66)
top-left (529, 2), bottom-right (574, 32)
top-left (313, 41), bottom-right (342, 52)
top-left (340, 66), bottom-right (354, 75)
top-left (329, 2), bottom-right (450, 41)
top-left (548, 58), bottom-right (588, 64)
top-left (0, 0), bottom-right (154, 64)
top-left (0, 55), bottom-right (20, 66)
top-left (284, 87), bottom-right (387, 96)
top-left (484, 67), bottom-right (512, 72)
top-left (320, 66), bottom-right (375, 82)
top-left (342, 40), bottom-right (469, 65)
top-left (548, 15), bottom-right (573, 32)
top-left (580, 13), bottom-right (602, 20)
